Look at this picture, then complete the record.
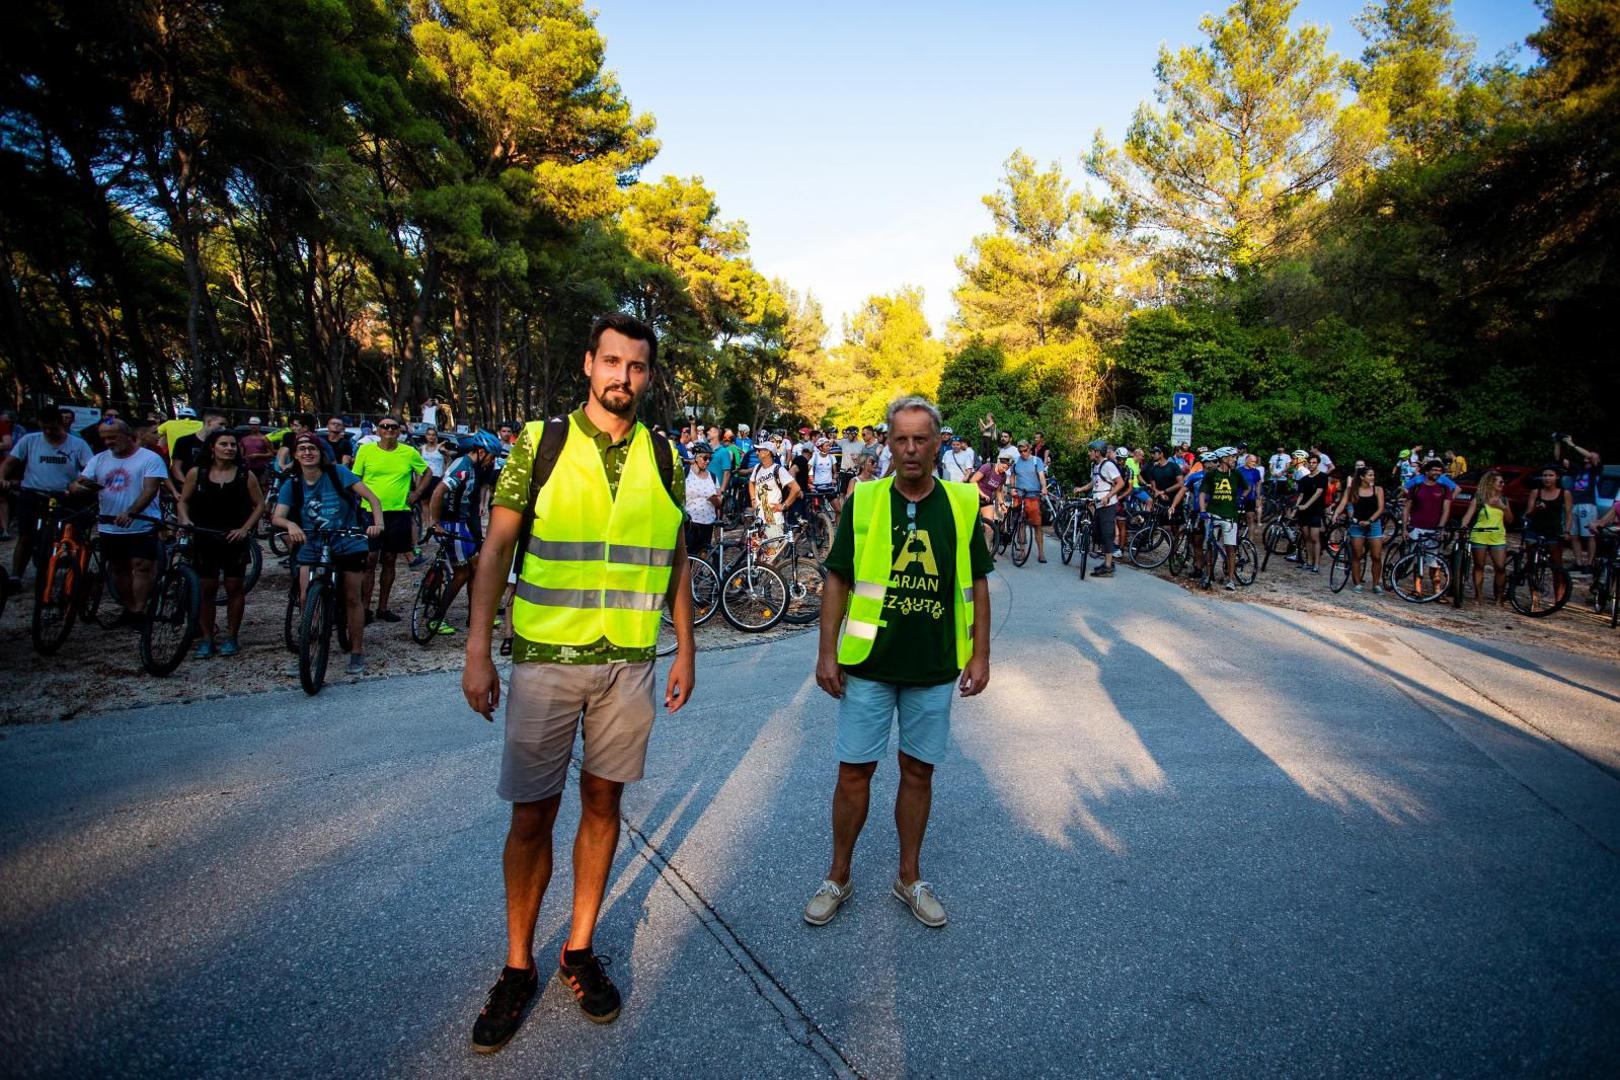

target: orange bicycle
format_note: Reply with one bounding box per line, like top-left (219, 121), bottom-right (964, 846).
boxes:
top-left (30, 495), bottom-right (104, 655)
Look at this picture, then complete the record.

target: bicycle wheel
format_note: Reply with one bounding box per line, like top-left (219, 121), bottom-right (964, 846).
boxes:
top-left (781, 558), bottom-right (827, 625)
top-left (1167, 531), bottom-right (1190, 577)
top-left (299, 579), bottom-right (334, 694)
top-left (239, 538), bottom-right (263, 597)
top-left (410, 562), bottom-right (447, 644)
top-left (1329, 546), bottom-right (1353, 593)
top-left (656, 606), bottom-right (679, 657)
top-left (1058, 515), bottom-right (1076, 564)
top-left (1508, 562), bottom-right (1568, 618)
top-left (1610, 573), bottom-right (1620, 628)
top-left (1234, 539), bottom-right (1258, 585)
top-left (1129, 526), bottom-right (1172, 570)
top-left (688, 556), bottom-right (722, 626)
top-left (81, 546), bottom-right (110, 626)
top-left (268, 527), bottom-right (290, 557)
top-left (720, 560), bottom-right (788, 631)
top-left (140, 564), bottom-right (200, 677)
top-left (1011, 521), bottom-right (1032, 566)
top-left (1075, 517), bottom-right (1091, 579)
top-left (1392, 552), bottom-right (1448, 603)
top-left (994, 517), bottom-right (1010, 556)
top-left (1324, 522), bottom-right (1347, 559)
top-left (31, 556), bottom-right (79, 655)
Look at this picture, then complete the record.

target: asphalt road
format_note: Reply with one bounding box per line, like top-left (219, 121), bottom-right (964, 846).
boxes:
top-left (3, 560), bottom-right (1618, 1077)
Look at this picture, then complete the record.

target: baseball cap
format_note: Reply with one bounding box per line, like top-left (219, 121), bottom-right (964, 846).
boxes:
top-left (176, 406), bottom-right (198, 418)
top-left (1088, 439), bottom-right (1107, 451)
top-left (248, 416), bottom-right (262, 425)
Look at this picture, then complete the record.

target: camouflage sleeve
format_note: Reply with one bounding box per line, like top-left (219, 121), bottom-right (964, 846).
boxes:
top-left (493, 425), bottom-right (536, 514)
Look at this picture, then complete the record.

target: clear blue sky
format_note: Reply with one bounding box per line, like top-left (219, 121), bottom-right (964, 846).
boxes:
top-left (593, 1), bottom-right (1546, 338)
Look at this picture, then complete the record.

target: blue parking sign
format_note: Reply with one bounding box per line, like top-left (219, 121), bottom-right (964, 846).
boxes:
top-left (1172, 393), bottom-right (1195, 416)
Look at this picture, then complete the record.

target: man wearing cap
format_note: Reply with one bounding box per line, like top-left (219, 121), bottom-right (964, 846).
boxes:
top-left (804, 394), bottom-right (992, 930)
top-left (941, 432), bottom-right (977, 483)
top-left (461, 313), bottom-right (694, 1052)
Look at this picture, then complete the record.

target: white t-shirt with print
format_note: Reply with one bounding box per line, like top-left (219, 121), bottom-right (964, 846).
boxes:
top-left (82, 447), bottom-right (168, 534)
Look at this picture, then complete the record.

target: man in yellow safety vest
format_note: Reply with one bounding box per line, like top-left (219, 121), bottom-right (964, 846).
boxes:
top-left (460, 313), bottom-right (695, 1052)
top-left (803, 395), bottom-right (993, 930)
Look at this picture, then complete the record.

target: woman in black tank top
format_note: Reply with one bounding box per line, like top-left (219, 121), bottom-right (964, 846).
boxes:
top-left (1330, 465), bottom-right (1387, 590)
top-left (179, 430), bottom-right (266, 657)
top-left (1523, 465), bottom-right (1570, 567)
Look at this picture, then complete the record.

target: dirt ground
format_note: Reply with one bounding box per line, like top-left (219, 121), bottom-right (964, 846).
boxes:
top-left (5, 527), bottom-right (1615, 725)
top-left (0, 533), bottom-right (808, 725)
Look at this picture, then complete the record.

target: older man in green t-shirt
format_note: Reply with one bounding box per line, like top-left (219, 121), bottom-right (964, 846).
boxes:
top-left (804, 396), bottom-right (993, 931)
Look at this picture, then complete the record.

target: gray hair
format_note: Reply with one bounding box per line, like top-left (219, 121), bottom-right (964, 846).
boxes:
top-left (885, 394), bottom-right (941, 435)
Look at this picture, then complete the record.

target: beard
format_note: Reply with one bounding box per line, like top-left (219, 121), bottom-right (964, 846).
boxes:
top-left (594, 383), bottom-right (637, 417)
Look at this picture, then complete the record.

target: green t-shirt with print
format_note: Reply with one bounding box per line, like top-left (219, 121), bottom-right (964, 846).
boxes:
top-left (494, 408), bottom-right (685, 666)
top-left (1200, 467), bottom-right (1248, 520)
top-left (825, 481), bottom-right (994, 687)
top-left (352, 441), bottom-right (428, 512)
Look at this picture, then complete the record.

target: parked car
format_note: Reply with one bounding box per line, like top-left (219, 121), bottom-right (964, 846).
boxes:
top-left (1595, 464), bottom-right (1620, 519)
top-left (1450, 465), bottom-right (1541, 508)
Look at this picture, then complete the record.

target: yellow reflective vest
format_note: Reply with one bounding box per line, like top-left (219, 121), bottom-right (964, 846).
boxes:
top-left (511, 417), bottom-right (683, 649)
top-left (837, 475), bottom-right (979, 669)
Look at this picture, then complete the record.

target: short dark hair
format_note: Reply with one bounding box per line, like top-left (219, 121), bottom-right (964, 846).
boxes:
top-left (38, 406), bottom-right (65, 426)
top-left (293, 413), bottom-right (316, 429)
top-left (589, 312), bottom-right (658, 367)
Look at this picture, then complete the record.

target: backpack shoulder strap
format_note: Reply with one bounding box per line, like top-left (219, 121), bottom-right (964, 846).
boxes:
top-left (511, 416), bottom-right (569, 579)
top-left (650, 429), bottom-right (674, 497)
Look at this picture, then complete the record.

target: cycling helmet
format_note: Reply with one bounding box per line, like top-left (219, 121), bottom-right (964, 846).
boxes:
top-left (1088, 439), bottom-right (1107, 451)
top-left (176, 406), bottom-right (198, 418)
top-left (1292, 449), bottom-right (1307, 459)
top-left (1216, 446), bottom-right (1238, 458)
top-left (464, 431), bottom-right (503, 456)
top-left (1200, 451), bottom-right (1218, 463)
top-left (737, 423), bottom-right (750, 434)
top-left (1114, 447), bottom-right (1128, 458)
top-left (1399, 448), bottom-right (1411, 458)
top-left (876, 422), bottom-right (889, 433)
top-left (689, 441), bottom-right (713, 454)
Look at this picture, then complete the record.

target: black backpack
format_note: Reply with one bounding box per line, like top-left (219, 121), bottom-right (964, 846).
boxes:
top-left (511, 417), bottom-right (676, 577)
top-left (281, 464), bottom-right (359, 528)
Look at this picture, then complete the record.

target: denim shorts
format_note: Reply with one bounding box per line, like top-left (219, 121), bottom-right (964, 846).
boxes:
top-left (1347, 521), bottom-right (1384, 540)
top-left (836, 674), bottom-right (955, 766)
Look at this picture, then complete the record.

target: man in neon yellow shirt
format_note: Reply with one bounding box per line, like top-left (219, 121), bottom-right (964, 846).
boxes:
top-left (353, 415), bottom-right (429, 622)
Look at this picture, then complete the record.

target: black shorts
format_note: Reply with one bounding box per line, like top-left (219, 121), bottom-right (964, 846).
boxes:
top-left (191, 535), bottom-right (249, 579)
top-left (1092, 503), bottom-right (1117, 544)
top-left (1298, 508), bottom-right (1325, 528)
top-left (100, 530), bottom-right (160, 564)
top-left (684, 520), bottom-right (716, 554)
top-left (369, 510), bottom-right (415, 555)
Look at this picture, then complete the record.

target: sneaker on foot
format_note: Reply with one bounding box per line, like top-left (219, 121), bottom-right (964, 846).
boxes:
top-left (194, 639), bottom-right (215, 659)
top-left (470, 961), bottom-right (538, 1053)
top-left (408, 553), bottom-right (427, 569)
top-left (435, 622), bottom-right (459, 635)
top-left (346, 653), bottom-right (366, 675)
top-left (1352, 584), bottom-right (1364, 593)
top-left (1112, 546), bottom-right (1124, 558)
top-left (218, 638), bottom-right (239, 657)
top-left (1373, 585), bottom-right (1384, 594)
top-left (1224, 579), bottom-right (1237, 591)
top-left (802, 878), bottom-right (854, 926)
top-left (892, 877), bottom-right (947, 927)
top-left (556, 949), bottom-right (621, 1024)
top-left (1092, 565), bottom-right (1114, 577)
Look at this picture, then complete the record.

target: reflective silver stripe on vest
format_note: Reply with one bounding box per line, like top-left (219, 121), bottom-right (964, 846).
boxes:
top-left (515, 582), bottom-right (665, 612)
top-left (606, 543), bottom-right (676, 567)
top-left (853, 581), bottom-right (885, 600)
top-left (604, 589), bottom-right (663, 611)
top-left (525, 537), bottom-right (675, 567)
top-left (844, 619), bottom-right (880, 641)
top-left (526, 537), bottom-right (605, 561)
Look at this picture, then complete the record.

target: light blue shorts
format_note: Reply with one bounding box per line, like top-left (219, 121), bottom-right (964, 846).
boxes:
top-left (836, 674), bottom-right (955, 766)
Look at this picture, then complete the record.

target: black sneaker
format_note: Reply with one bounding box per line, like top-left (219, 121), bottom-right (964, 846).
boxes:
top-left (470, 962), bottom-right (538, 1053)
top-left (556, 949), bottom-right (621, 1024)
top-left (1092, 565), bottom-right (1114, 577)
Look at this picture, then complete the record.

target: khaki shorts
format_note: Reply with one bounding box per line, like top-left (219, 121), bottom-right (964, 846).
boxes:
top-left (498, 661), bottom-right (657, 803)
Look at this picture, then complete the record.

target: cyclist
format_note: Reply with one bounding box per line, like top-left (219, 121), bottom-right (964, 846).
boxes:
top-left (1009, 440), bottom-right (1049, 563)
top-left (1146, 446), bottom-right (1184, 530)
top-left (838, 425), bottom-right (864, 489)
top-left (1522, 464), bottom-right (1572, 569)
top-left (71, 419), bottom-right (167, 625)
top-left (995, 430), bottom-right (1018, 465)
top-left (155, 407), bottom-right (202, 462)
top-left (1199, 448), bottom-right (1248, 590)
top-left (239, 417), bottom-right (274, 483)
top-left (750, 442), bottom-right (800, 536)
top-left (1, 406), bottom-right (93, 591)
top-left (1268, 445), bottom-right (1290, 490)
top-left (421, 432), bottom-right (503, 634)
top-left (809, 436), bottom-right (842, 510)
top-left (1459, 469), bottom-right (1513, 605)
top-left (1330, 464), bottom-right (1386, 593)
top-left (1113, 447), bottom-right (1135, 555)
top-left (683, 442), bottom-right (721, 556)
top-left (179, 427), bottom-right (266, 657)
top-left (1238, 453), bottom-right (1264, 534)
top-left (321, 416), bottom-right (355, 467)
top-left (1086, 440), bottom-right (1125, 577)
top-left (272, 432), bottom-right (385, 675)
top-left (1400, 457), bottom-right (1456, 594)
top-left (1293, 453), bottom-right (1328, 573)
top-left (352, 415), bottom-right (430, 625)
top-left (941, 431), bottom-right (975, 482)
top-left (168, 411), bottom-right (226, 483)
top-left (873, 423), bottom-right (893, 477)
top-left (973, 457), bottom-right (1011, 550)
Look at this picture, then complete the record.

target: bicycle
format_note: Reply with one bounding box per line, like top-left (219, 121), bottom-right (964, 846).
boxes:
top-left (410, 527), bottom-right (460, 645)
top-left (1389, 529), bottom-right (1454, 603)
top-left (793, 491), bottom-right (836, 560)
top-left (30, 496), bottom-right (104, 655)
top-left (1587, 527), bottom-right (1620, 627)
top-left (1127, 501), bottom-right (1173, 570)
top-left (758, 523), bottom-right (827, 626)
top-left (673, 516), bottom-right (787, 633)
top-left (293, 527), bottom-right (367, 694)
top-left (139, 522), bottom-right (214, 676)
top-left (1506, 536), bottom-right (1570, 618)
top-left (998, 494), bottom-right (1035, 567)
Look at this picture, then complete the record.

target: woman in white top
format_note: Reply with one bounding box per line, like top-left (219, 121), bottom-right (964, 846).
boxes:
top-left (809, 440), bottom-right (839, 491)
top-left (684, 443), bottom-right (720, 554)
top-left (749, 444), bottom-right (799, 537)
